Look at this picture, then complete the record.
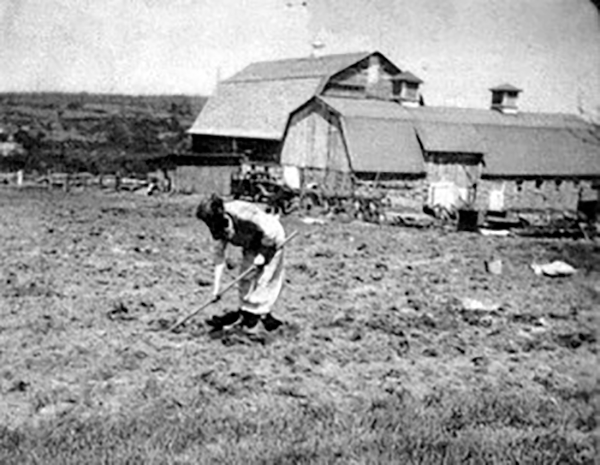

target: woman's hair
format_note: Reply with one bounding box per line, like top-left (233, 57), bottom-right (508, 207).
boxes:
top-left (196, 193), bottom-right (223, 221)
top-left (196, 194), bottom-right (229, 239)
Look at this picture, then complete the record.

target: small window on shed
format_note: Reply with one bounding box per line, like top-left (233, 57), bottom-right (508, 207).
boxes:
top-left (504, 91), bottom-right (518, 107)
top-left (492, 92), bottom-right (502, 105)
top-left (402, 82), bottom-right (419, 101)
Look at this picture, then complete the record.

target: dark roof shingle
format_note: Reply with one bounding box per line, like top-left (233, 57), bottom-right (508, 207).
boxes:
top-left (415, 122), bottom-right (486, 154)
top-left (477, 125), bottom-right (599, 177)
top-left (188, 78), bottom-right (321, 139)
top-left (226, 52), bottom-right (371, 83)
top-left (189, 52), bottom-right (374, 140)
top-left (342, 117), bottom-right (424, 174)
top-left (319, 96), bottom-right (600, 177)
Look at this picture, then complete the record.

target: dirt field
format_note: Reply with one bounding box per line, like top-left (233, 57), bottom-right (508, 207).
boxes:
top-left (0, 186), bottom-right (598, 463)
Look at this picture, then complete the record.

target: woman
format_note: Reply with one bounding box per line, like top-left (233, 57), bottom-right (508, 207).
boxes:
top-left (195, 194), bottom-right (286, 332)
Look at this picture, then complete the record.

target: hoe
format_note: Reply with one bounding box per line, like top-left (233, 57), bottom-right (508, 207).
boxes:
top-left (169, 230), bottom-right (299, 332)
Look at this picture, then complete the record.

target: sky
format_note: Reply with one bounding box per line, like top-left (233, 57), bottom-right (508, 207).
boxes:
top-left (0, 0), bottom-right (599, 115)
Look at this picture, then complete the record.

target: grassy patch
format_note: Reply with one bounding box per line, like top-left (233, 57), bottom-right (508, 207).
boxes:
top-left (1, 383), bottom-right (595, 464)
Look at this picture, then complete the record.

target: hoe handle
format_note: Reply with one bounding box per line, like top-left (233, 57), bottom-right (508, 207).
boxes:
top-left (169, 230), bottom-right (298, 332)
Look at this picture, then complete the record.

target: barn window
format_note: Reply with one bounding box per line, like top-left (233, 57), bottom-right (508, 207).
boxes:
top-left (402, 82), bottom-right (419, 101)
top-left (535, 179), bottom-right (543, 189)
top-left (504, 91), bottom-right (518, 107)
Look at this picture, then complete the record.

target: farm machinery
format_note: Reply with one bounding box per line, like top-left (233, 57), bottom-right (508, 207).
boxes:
top-left (230, 169), bottom-right (386, 222)
top-left (231, 170), bottom-right (298, 214)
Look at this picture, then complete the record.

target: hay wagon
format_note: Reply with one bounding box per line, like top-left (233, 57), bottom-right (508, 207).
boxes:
top-left (230, 169), bottom-right (386, 222)
top-left (230, 170), bottom-right (298, 214)
top-left (298, 183), bottom-right (387, 223)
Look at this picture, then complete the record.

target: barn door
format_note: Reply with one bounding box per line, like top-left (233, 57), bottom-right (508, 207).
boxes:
top-left (282, 165), bottom-right (301, 190)
top-left (488, 182), bottom-right (506, 211)
top-left (426, 153), bottom-right (482, 211)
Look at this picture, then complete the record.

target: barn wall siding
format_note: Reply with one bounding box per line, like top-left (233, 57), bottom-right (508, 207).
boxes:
top-left (425, 158), bottom-right (482, 209)
top-left (360, 179), bottom-right (429, 211)
top-left (173, 165), bottom-right (236, 195)
top-left (323, 53), bottom-right (399, 100)
top-left (475, 179), bottom-right (597, 212)
top-left (280, 101), bottom-right (351, 194)
top-left (301, 167), bottom-right (354, 196)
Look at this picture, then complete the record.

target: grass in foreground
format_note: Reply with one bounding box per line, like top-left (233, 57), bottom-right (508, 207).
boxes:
top-left (1, 381), bottom-right (595, 464)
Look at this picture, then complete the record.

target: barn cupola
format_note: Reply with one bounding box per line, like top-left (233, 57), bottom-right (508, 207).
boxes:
top-left (490, 83), bottom-right (522, 114)
top-left (391, 71), bottom-right (423, 107)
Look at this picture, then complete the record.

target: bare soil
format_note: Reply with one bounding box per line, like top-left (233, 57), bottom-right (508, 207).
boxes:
top-left (0, 186), bottom-right (598, 462)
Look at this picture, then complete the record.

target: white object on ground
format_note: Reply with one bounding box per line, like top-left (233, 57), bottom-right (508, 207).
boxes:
top-left (479, 229), bottom-right (510, 237)
top-left (461, 298), bottom-right (501, 312)
top-left (301, 217), bottom-right (326, 225)
top-left (530, 261), bottom-right (576, 277)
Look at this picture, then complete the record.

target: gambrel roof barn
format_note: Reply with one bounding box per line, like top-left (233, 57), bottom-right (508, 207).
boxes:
top-left (188, 51), bottom-right (600, 204)
top-left (188, 51), bottom-right (401, 159)
top-left (292, 96), bottom-right (600, 179)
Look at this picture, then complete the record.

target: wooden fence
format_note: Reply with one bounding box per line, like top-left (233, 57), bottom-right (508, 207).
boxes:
top-left (0, 170), bottom-right (167, 194)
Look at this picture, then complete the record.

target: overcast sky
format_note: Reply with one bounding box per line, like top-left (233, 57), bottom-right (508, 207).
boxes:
top-left (1, 0), bottom-right (598, 115)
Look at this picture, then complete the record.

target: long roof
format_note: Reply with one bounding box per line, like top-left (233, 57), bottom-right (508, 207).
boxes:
top-left (318, 96), bottom-right (600, 177)
top-left (342, 118), bottom-right (424, 174)
top-left (479, 125), bottom-right (599, 177)
top-left (415, 122), bottom-right (486, 154)
top-left (226, 51), bottom-right (371, 83)
top-left (188, 52), bottom-right (372, 139)
top-left (320, 97), bottom-right (588, 128)
top-left (188, 78), bottom-right (321, 139)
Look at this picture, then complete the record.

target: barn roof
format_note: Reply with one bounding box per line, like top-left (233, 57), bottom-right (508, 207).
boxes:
top-left (318, 96), bottom-right (600, 177)
top-left (415, 122), bottom-right (486, 154)
top-left (490, 83), bottom-right (522, 92)
top-left (476, 125), bottom-right (600, 178)
top-left (404, 107), bottom-right (599, 177)
top-left (391, 71), bottom-right (424, 84)
top-left (342, 117), bottom-right (425, 174)
top-left (226, 51), bottom-right (371, 83)
top-left (320, 96), bottom-right (406, 119)
top-left (321, 97), bottom-right (588, 129)
top-left (189, 52), bottom-right (374, 139)
top-left (188, 78), bottom-right (322, 139)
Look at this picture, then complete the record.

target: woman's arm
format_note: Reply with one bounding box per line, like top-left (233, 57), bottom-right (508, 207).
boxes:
top-left (212, 239), bottom-right (227, 297)
top-left (213, 262), bottom-right (226, 297)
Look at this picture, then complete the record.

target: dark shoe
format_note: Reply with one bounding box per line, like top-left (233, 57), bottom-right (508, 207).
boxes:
top-left (262, 314), bottom-right (283, 332)
top-left (239, 311), bottom-right (261, 331)
top-left (206, 310), bottom-right (241, 329)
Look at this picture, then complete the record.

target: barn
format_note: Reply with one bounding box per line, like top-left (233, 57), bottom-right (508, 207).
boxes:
top-left (280, 78), bottom-right (600, 214)
top-left (185, 51), bottom-right (405, 194)
top-left (188, 51), bottom-right (400, 160)
top-left (187, 50), bottom-right (600, 213)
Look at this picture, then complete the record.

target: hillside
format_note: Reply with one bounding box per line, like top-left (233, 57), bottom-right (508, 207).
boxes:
top-left (0, 92), bottom-right (207, 174)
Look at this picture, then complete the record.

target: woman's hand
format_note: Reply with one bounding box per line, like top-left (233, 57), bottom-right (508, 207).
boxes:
top-left (213, 262), bottom-right (225, 296)
top-left (253, 254), bottom-right (266, 267)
